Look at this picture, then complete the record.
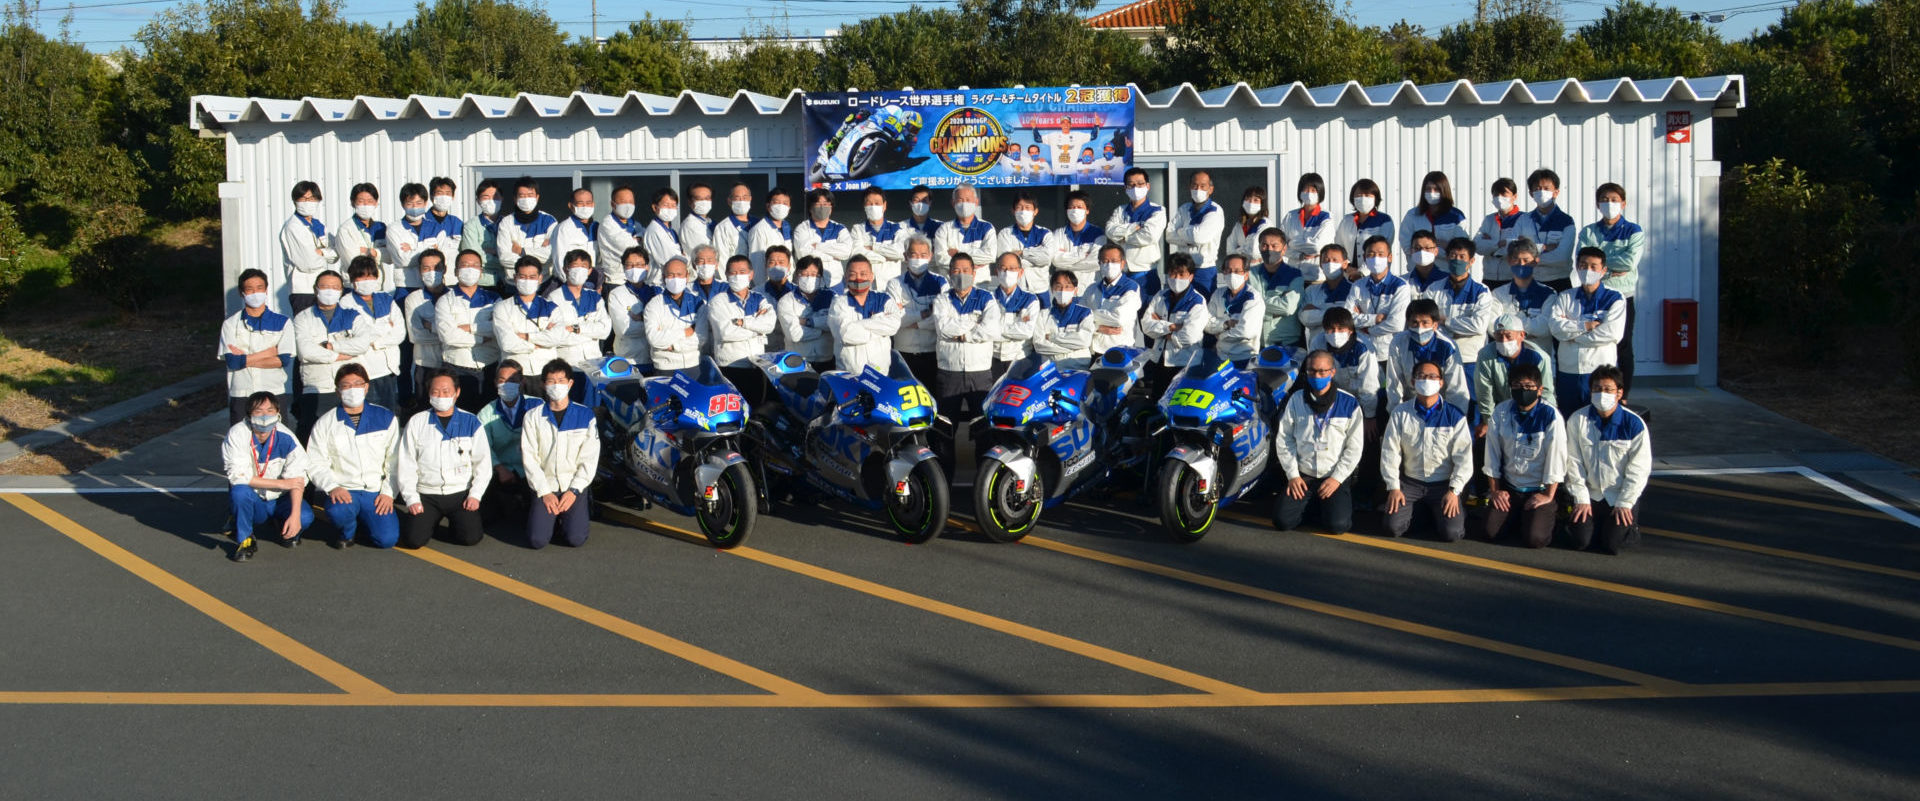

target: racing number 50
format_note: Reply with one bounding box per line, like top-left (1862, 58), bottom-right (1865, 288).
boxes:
top-left (1169, 388), bottom-right (1214, 408)
top-left (897, 385), bottom-right (935, 411)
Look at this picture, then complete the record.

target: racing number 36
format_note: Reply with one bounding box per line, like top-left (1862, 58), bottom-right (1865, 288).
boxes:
top-left (897, 385), bottom-right (935, 411)
top-left (1169, 388), bottom-right (1215, 408)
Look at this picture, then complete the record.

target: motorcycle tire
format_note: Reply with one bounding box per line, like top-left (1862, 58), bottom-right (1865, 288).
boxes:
top-left (886, 459), bottom-right (949, 545)
top-left (973, 460), bottom-right (1042, 543)
top-left (1155, 459), bottom-right (1215, 543)
top-left (696, 462), bottom-right (757, 550)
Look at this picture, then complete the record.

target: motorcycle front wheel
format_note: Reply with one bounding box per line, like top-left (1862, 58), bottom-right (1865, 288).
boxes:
top-left (973, 460), bottom-right (1042, 543)
top-left (885, 459), bottom-right (949, 544)
top-left (1155, 459), bottom-right (1216, 543)
top-left (696, 462), bottom-right (757, 549)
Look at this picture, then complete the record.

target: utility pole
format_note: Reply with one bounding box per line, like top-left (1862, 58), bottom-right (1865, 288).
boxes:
top-left (592, 0), bottom-right (599, 44)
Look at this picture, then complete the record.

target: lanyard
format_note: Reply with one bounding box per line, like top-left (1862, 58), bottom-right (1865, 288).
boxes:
top-left (253, 435), bottom-right (276, 479)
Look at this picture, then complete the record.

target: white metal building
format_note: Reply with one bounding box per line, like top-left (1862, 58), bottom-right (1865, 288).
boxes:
top-left (191, 74), bottom-right (1744, 385)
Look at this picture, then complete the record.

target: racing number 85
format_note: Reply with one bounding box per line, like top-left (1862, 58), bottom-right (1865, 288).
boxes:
top-left (1169, 388), bottom-right (1215, 408)
top-left (897, 385), bottom-right (935, 411)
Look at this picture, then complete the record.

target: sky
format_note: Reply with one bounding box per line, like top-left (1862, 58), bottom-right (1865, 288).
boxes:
top-left (22, 0), bottom-right (1789, 54)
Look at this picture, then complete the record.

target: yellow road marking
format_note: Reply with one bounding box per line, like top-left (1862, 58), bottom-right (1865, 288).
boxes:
top-left (401, 546), bottom-right (821, 699)
top-left (1650, 479), bottom-right (1895, 521)
top-left (0, 493), bottom-right (390, 696)
top-left (1017, 532), bottom-right (1684, 689)
top-left (602, 506), bottom-right (1255, 696)
top-left (3, 679), bottom-right (1917, 708)
top-left (1641, 527), bottom-right (1920, 582)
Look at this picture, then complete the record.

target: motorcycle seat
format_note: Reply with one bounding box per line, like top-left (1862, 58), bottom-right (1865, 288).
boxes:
top-left (779, 371), bottom-right (822, 400)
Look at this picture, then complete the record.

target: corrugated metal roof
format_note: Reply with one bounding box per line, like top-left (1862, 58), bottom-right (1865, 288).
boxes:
top-left (189, 75), bottom-right (1744, 130)
top-left (1086, 0), bottom-right (1179, 28)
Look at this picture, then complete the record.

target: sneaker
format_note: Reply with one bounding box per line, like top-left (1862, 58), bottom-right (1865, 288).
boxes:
top-left (231, 537), bottom-right (257, 562)
top-left (329, 535), bottom-right (355, 550)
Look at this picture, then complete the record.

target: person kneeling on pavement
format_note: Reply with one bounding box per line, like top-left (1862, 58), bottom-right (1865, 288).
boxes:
top-left (478, 359), bottom-right (543, 522)
top-left (1273, 350), bottom-right (1365, 533)
top-left (522, 359), bottom-right (601, 549)
top-left (1380, 360), bottom-right (1473, 541)
top-left (222, 392), bottom-right (311, 562)
top-left (396, 369), bottom-right (492, 548)
top-left (1479, 362), bottom-right (1567, 548)
top-left (304, 363), bottom-right (402, 549)
top-left (1563, 365), bottom-right (1651, 554)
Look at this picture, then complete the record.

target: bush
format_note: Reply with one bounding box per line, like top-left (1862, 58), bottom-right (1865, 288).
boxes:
top-left (65, 204), bottom-right (154, 312)
top-left (0, 200), bottom-right (26, 306)
top-left (1721, 159), bottom-right (1870, 361)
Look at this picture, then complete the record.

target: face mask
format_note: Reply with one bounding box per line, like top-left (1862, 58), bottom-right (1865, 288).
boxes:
top-left (354, 204), bottom-right (378, 220)
top-left (1126, 186), bottom-right (1148, 203)
top-left (497, 382), bottom-right (520, 403)
top-left (1511, 388), bottom-right (1540, 408)
top-left (614, 203), bottom-right (637, 219)
top-left (1013, 209), bottom-right (1035, 227)
top-left (951, 271), bottom-right (975, 291)
top-left (1103, 261), bottom-right (1125, 280)
top-left (432, 195), bottom-right (453, 213)
top-left (691, 199), bottom-right (712, 217)
top-left (767, 266), bottom-right (787, 283)
top-left (456, 267), bottom-right (481, 286)
top-left (625, 267), bottom-right (647, 285)
top-left (1591, 391), bottom-right (1619, 413)
top-left (420, 270), bottom-right (441, 287)
top-left (767, 203), bottom-right (790, 222)
top-left (797, 275), bottom-right (820, 294)
top-left (1169, 276), bottom-right (1191, 294)
top-left (906, 257), bottom-right (930, 275)
top-left (1510, 263), bottom-right (1535, 281)
top-left (1412, 250), bottom-right (1437, 268)
top-left (1300, 263), bottom-right (1322, 282)
top-left (847, 280), bottom-right (873, 292)
top-left (243, 292), bottom-right (268, 309)
top-left (1242, 201), bottom-right (1262, 216)
top-left (1351, 196), bottom-right (1376, 215)
top-left (479, 198), bottom-right (501, 216)
top-left (1493, 195), bottom-right (1513, 212)
top-left (516, 197), bottom-right (539, 213)
top-left (728, 274), bottom-right (753, 291)
top-left (249, 414), bottom-right (280, 432)
top-left (1307, 375), bottom-right (1333, 393)
top-left (999, 271), bottom-right (1021, 290)
top-left (572, 205), bottom-right (595, 220)
top-left (1600, 201), bottom-right (1624, 220)
top-left (1299, 191), bottom-right (1319, 206)
top-left (1532, 189), bottom-right (1554, 207)
top-left (696, 262), bottom-right (718, 281)
top-left (297, 201), bottom-right (323, 218)
top-left (1423, 190), bottom-right (1443, 205)
top-left (1412, 326), bottom-right (1436, 344)
top-left (429, 396), bottom-right (456, 413)
top-left (865, 204), bottom-right (886, 222)
top-left (404, 205), bottom-right (427, 220)
top-left (1447, 258), bottom-right (1472, 278)
top-left (1326, 331), bottom-right (1351, 349)
top-left (353, 279), bottom-right (380, 296)
top-left (514, 278), bottom-right (541, 296)
top-left (1366, 256), bottom-right (1392, 275)
top-left (1496, 339), bottom-right (1522, 358)
top-left (664, 276), bottom-right (688, 294)
top-left (1226, 272), bottom-right (1247, 292)
top-left (911, 201), bottom-right (931, 217)
top-left (1414, 378), bottom-right (1443, 398)
top-left (730, 199), bottom-right (752, 217)
top-left (1191, 189), bottom-right (1210, 204)
top-left (953, 201), bottom-right (978, 219)
top-left (338, 387), bottom-right (367, 408)
top-left (1052, 289), bottom-right (1076, 305)
top-left (566, 267), bottom-right (591, 286)
top-left (1579, 269), bottom-right (1607, 287)
top-left (315, 288), bottom-right (343, 307)
top-left (1066, 208), bottom-right (1088, 225)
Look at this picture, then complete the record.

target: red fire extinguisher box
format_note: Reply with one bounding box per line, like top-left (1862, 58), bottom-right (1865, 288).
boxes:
top-left (1663, 299), bottom-right (1698, 365)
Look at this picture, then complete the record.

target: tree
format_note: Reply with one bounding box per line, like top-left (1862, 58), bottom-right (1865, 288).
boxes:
top-left (693, 25), bottom-right (825, 96)
top-left (574, 16), bottom-right (708, 96)
top-left (963, 0), bottom-right (1154, 88)
top-left (1711, 0), bottom-right (1883, 194)
top-left (1155, 0), bottom-right (1388, 89)
top-left (1437, 0), bottom-right (1592, 83)
top-left (383, 0), bottom-right (577, 97)
top-left (1372, 21), bottom-right (1454, 84)
top-left (1577, 0), bottom-right (1719, 79)
top-left (819, 8), bottom-right (971, 92)
top-left (1, 5), bottom-right (140, 242)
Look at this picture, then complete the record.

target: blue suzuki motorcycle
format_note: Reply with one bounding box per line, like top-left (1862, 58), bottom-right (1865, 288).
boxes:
top-left (589, 356), bottom-right (758, 548)
top-left (1153, 348), bottom-right (1277, 542)
top-left (745, 351), bottom-right (949, 544)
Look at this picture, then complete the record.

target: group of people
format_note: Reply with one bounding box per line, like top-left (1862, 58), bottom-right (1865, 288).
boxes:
top-left (223, 164), bottom-right (1650, 561)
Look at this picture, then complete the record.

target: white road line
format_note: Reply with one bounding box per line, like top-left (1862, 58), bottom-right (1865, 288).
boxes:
top-left (1650, 465), bottom-right (1920, 531)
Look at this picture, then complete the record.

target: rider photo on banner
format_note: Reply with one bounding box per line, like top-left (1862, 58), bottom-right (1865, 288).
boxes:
top-left (803, 86), bottom-right (1136, 191)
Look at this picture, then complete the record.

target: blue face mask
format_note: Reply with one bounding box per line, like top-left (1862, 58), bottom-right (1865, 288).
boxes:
top-left (1510, 263), bottom-right (1535, 280)
top-left (1307, 375), bottom-right (1333, 393)
top-left (1447, 258), bottom-right (1472, 278)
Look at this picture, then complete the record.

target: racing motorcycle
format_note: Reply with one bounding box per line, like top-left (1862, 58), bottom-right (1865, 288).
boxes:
top-left (1152, 348), bottom-right (1280, 543)
top-left (589, 356), bottom-right (758, 549)
top-left (744, 351), bottom-right (949, 544)
top-left (809, 104), bottom-right (926, 183)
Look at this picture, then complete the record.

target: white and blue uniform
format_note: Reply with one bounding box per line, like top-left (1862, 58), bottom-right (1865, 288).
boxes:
top-left (1279, 206), bottom-right (1336, 272)
top-left (1044, 221), bottom-right (1107, 289)
top-left (1515, 205), bottom-right (1579, 285)
top-left (1081, 272), bottom-right (1143, 355)
top-left (708, 289), bottom-right (778, 367)
top-left (830, 289), bottom-right (905, 374)
top-left (795, 219), bottom-right (855, 285)
top-left (1167, 199), bottom-right (1226, 291)
top-left (996, 223), bottom-right (1055, 295)
top-left (932, 217), bottom-right (996, 276)
top-left (1492, 279), bottom-right (1557, 351)
top-left (1334, 210), bottom-right (1395, 278)
top-left (1034, 299), bottom-right (1095, 370)
top-left (306, 403), bottom-right (403, 548)
top-left (1352, 273), bottom-right (1412, 361)
top-left (551, 214), bottom-right (600, 275)
top-left (1385, 330), bottom-right (1471, 413)
top-left (1104, 200), bottom-right (1167, 297)
top-left (220, 308), bottom-right (295, 404)
top-left (223, 422), bottom-right (312, 545)
top-left (644, 290), bottom-right (710, 372)
top-left (1474, 206), bottom-right (1526, 283)
top-left (991, 286), bottom-right (1042, 364)
top-left (1399, 206), bottom-right (1472, 269)
top-left (1204, 280), bottom-right (1265, 365)
top-left (888, 269), bottom-right (949, 357)
top-left (1547, 283), bottom-right (1627, 411)
top-left (497, 210), bottom-right (561, 273)
top-left (1308, 332), bottom-right (1382, 418)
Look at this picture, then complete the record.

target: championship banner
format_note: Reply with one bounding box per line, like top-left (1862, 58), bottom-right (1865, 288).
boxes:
top-left (803, 86), bottom-right (1136, 191)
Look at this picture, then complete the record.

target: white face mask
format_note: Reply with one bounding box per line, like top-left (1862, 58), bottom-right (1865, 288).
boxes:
top-left (1225, 272), bottom-right (1247, 292)
top-left (796, 275), bottom-right (820, 294)
top-left (404, 205), bottom-right (427, 219)
top-left (664, 276), bottom-right (688, 295)
top-left (1412, 250), bottom-right (1437, 267)
top-left (514, 278), bottom-right (541, 296)
top-left (354, 204), bottom-right (378, 220)
top-left (1412, 326), bottom-right (1436, 344)
top-left (572, 205), bottom-right (595, 221)
top-left (315, 288), bottom-right (343, 307)
top-left (730, 199), bottom-right (752, 217)
top-left (566, 267), bottom-right (591, 286)
top-left (1326, 330), bottom-right (1351, 349)
top-left (1496, 339), bottom-right (1522, 358)
top-left (1125, 185), bottom-right (1148, 203)
top-left (242, 292), bottom-right (268, 309)
top-left (1366, 256), bottom-right (1392, 275)
top-left (728, 273), bottom-right (753, 291)
top-left (1013, 209), bottom-right (1035, 227)
top-left (865, 204), bottom-right (886, 222)
top-left (1299, 191), bottom-right (1319, 206)
top-left (546, 384), bottom-right (570, 402)
top-left (249, 413), bottom-right (280, 432)
top-left (432, 195), bottom-right (454, 213)
top-left (691, 199), bottom-right (712, 217)
top-left (1414, 378), bottom-right (1443, 398)
top-left (338, 387), bottom-right (367, 409)
top-left (905, 257), bottom-right (930, 274)
top-left (696, 262), bottom-right (717, 281)
top-left (999, 270), bottom-right (1021, 290)
top-left (516, 196), bottom-right (539, 213)
top-left (654, 205), bottom-right (677, 223)
top-left (911, 201), bottom-right (931, 217)
top-left (456, 267), bottom-right (481, 286)
top-left (1102, 261), bottom-right (1125, 280)
top-left (1591, 391), bottom-right (1620, 413)
top-left (429, 395), bottom-right (456, 412)
top-left (497, 382), bottom-right (520, 402)
top-left (1533, 189), bottom-right (1555, 207)
top-left (625, 267), bottom-right (647, 285)
top-left (352, 279), bottom-right (379, 296)
top-left (478, 198), bottom-right (501, 216)
top-left (420, 270), bottom-right (441, 287)
top-left (1600, 201), bottom-right (1624, 220)
top-left (767, 203), bottom-right (789, 222)
top-left (1169, 276), bottom-right (1191, 294)
top-left (1191, 189), bottom-right (1210, 204)
top-left (297, 201), bottom-right (323, 218)
top-left (1423, 190), bottom-right (1443, 205)
top-left (1351, 196), bottom-right (1376, 215)
top-left (1052, 289), bottom-right (1076, 305)
top-left (614, 203), bottom-right (637, 219)
top-left (953, 201), bottom-right (978, 219)
top-left (1242, 201), bottom-right (1262, 216)
top-left (1066, 208), bottom-right (1088, 225)
top-left (1579, 269), bottom-right (1607, 287)
top-left (1493, 195), bottom-right (1514, 212)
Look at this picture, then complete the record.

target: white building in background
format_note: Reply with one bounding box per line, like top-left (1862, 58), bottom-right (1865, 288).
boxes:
top-left (191, 75), bottom-right (1744, 386)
